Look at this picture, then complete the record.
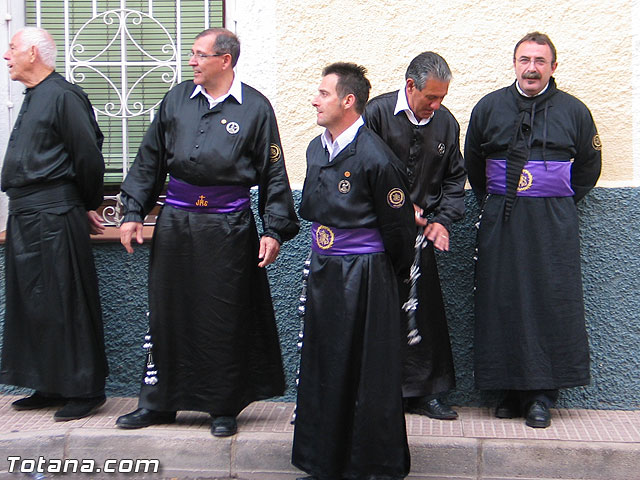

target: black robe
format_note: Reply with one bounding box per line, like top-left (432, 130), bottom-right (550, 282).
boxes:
top-left (292, 126), bottom-right (414, 480)
top-left (464, 78), bottom-right (601, 390)
top-left (364, 92), bottom-right (466, 397)
top-left (120, 80), bottom-right (299, 414)
top-left (0, 71), bottom-right (108, 397)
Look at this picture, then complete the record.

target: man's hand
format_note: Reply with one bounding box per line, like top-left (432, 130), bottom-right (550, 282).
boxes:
top-left (413, 203), bottom-right (428, 227)
top-left (258, 236), bottom-right (280, 268)
top-left (424, 221), bottom-right (450, 252)
top-left (120, 221), bottom-right (144, 254)
top-left (87, 210), bottom-right (105, 235)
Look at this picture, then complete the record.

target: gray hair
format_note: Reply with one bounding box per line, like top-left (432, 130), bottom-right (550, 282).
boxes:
top-left (17, 27), bottom-right (57, 69)
top-left (405, 52), bottom-right (451, 90)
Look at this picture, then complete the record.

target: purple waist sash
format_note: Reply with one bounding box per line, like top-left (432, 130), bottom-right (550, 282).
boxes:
top-left (486, 159), bottom-right (574, 197)
top-left (165, 176), bottom-right (251, 213)
top-left (311, 222), bottom-right (384, 255)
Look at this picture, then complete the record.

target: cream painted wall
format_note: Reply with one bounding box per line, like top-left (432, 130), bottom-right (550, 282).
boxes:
top-left (230, 0), bottom-right (636, 187)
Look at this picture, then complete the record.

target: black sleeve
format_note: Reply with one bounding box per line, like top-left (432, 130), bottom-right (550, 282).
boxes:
top-left (254, 102), bottom-right (300, 243)
top-left (370, 156), bottom-right (415, 277)
top-left (119, 94), bottom-right (169, 222)
top-left (58, 90), bottom-right (105, 210)
top-left (464, 104), bottom-right (488, 203)
top-left (431, 119), bottom-right (466, 229)
top-left (571, 107), bottom-right (602, 203)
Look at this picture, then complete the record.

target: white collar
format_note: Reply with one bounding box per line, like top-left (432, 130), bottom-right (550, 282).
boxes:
top-left (394, 87), bottom-right (432, 126)
top-left (190, 74), bottom-right (243, 108)
top-left (320, 116), bottom-right (365, 161)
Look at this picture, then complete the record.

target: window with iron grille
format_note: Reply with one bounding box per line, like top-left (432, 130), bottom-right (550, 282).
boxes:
top-left (26, 0), bottom-right (224, 186)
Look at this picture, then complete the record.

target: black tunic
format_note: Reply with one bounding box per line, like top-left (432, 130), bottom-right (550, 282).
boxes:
top-left (120, 80), bottom-right (299, 414)
top-left (364, 92), bottom-right (466, 397)
top-left (292, 126), bottom-right (414, 480)
top-left (464, 79), bottom-right (601, 390)
top-left (0, 71), bottom-right (108, 397)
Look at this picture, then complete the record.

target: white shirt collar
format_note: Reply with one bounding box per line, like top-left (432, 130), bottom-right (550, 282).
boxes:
top-left (320, 116), bottom-right (365, 161)
top-left (190, 74), bottom-right (243, 108)
top-left (394, 87), bottom-right (432, 126)
top-left (515, 80), bottom-right (549, 98)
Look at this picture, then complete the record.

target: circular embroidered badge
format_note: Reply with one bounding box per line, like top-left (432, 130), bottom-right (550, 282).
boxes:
top-left (270, 144), bottom-right (282, 163)
top-left (338, 179), bottom-right (351, 194)
top-left (226, 122), bottom-right (240, 134)
top-left (316, 225), bottom-right (335, 250)
top-left (592, 134), bottom-right (602, 151)
top-left (387, 188), bottom-right (405, 208)
top-left (518, 168), bottom-right (533, 192)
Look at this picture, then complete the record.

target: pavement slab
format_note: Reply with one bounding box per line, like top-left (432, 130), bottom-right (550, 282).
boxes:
top-left (0, 396), bottom-right (638, 480)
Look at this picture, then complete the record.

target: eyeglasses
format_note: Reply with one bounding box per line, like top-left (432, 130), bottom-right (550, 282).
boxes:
top-left (516, 57), bottom-right (549, 67)
top-left (188, 51), bottom-right (225, 59)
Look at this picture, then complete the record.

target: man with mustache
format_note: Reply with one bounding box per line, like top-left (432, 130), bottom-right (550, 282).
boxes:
top-left (465, 32), bottom-right (601, 428)
top-left (115, 28), bottom-right (299, 437)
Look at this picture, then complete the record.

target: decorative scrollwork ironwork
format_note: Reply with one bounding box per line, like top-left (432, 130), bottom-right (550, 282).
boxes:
top-left (68, 8), bottom-right (178, 119)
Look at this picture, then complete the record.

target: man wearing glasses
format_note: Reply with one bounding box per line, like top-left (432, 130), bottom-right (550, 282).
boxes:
top-left (115, 28), bottom-right (299, 437)
top-left (465, 32), bottom-right (601, 429)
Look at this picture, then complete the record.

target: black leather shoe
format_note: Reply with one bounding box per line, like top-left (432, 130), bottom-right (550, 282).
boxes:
top-left (211, 415), bottom-right (237, 437)
top-left (12, 392), bottom-right (66, 411)
top-left (115, 408), bottom-right (176, 429)
top-left (495, 396), bottom-right (522, 419)
top-left (407, 398), bottom-right (458, 420)
top-left (525, 401), bottom-right (551, 428)
top-left (54, 395), bottom-right (106, 421)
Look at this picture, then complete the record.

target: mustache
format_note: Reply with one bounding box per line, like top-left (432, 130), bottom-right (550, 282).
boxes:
top-left (522, 71), bottom-right (541, 79)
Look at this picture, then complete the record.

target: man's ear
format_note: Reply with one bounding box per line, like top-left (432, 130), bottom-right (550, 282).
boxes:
top-left (343, 93), bottom-right (356, 110)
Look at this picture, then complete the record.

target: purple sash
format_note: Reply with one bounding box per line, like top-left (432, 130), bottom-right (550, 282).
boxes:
top-left (486, 159), bottom-right (574, 197)
top-left (311, 222), bottom-right (384, 255)
top-left (165, 177), bottom-right (251, 213)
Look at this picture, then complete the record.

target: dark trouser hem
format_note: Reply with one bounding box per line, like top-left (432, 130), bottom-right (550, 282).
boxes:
top-left (503, 389), bottom-right (559, 408)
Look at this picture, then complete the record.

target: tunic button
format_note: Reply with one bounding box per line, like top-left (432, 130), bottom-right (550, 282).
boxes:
top-left (195, 144), bottom-right (199, 148)
top-left (200, 129), bottom-right (204, 133)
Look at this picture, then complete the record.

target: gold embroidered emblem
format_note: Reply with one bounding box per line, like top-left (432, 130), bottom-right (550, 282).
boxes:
top-left (592, 134), bottom-right (602, 151)
top-left (316, 225), bottom-right (335, 250)
top-left (269, 144), bottom-right (282, 163)
top-left (387, 188), bottom-right (405, 208)
top-left (344, 171), bottom-right (351, 178)
top-left (518, 169), bottom-right (533, 192)
top-left (195, 195), bottom-right (209, 207)
top-left (338, 180), bottom-right (351, 194)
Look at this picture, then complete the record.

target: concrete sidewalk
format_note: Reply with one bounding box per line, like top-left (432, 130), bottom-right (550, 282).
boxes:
top-left (0, 395), bottom-right (638, 480)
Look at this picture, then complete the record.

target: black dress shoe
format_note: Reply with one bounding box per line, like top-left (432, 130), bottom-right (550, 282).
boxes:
top-left (115, 408), bottom-right (176, 429)
top-left (407, 398), bottom-right (458, 420)
top-left (211, 415), bottom-right (237, 437)
top-left (12, 392), bottom-right (66, 411)
top-left (525, 400), bottom-right (551, 428)
top-left (54, 395), bottom-right (106, 421)
top-left (495, 396), bottom-right (522, 419)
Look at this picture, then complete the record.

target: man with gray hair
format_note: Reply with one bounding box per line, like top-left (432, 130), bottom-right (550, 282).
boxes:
top-left (365, 51), bottom-right (466, 420)
top-left (115, 28), bottom-right (299, 437)
top-left (1, 27), bottom-right (108, 421)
